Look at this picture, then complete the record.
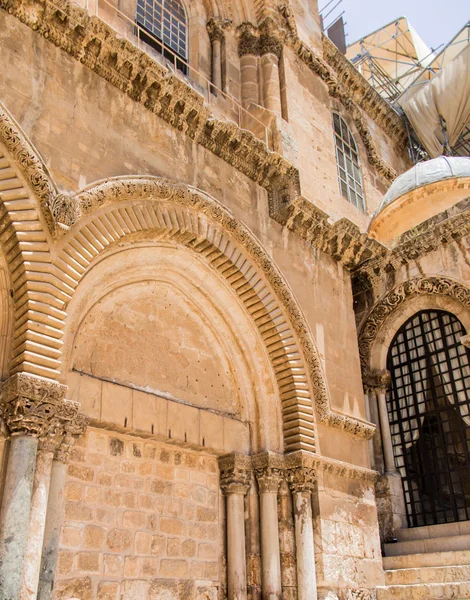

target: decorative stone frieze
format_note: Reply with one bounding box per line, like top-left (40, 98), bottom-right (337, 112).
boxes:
top-left (358, 277), bottom-right (470, 373)
top-left (0, 373), bottom-right (69, 437)
top-left (206, 17), bottom-right (231, 43)
top-left (218, 453), bottom-right (252, 495)
top-left (285, 451), bottom-right (316, 493)
top-left (252, 451), bottom-right (285, 492)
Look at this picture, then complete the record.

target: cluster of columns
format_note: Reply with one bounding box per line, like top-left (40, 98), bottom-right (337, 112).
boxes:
top-left (238, 21), bottom-right (284, 118)
top-left (206, 18), bottom-right (231, 92)
top-left (218, 450), bottom-right (318, 600)
top-left (0, 372), bottom-right (86, 600)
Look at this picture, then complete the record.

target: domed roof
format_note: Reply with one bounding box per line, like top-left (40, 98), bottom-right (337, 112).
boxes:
top-left (377, 156), bottom-right (470, 214)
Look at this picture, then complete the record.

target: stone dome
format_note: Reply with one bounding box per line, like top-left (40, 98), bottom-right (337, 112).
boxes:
top-left (369, 156), bottom-right (470, 244)
top-left (376, 156), bottom-right (470, 214)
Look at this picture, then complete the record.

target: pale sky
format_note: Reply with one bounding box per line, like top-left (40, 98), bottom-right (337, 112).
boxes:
top-left (323, 0), bottom-right (469, 51)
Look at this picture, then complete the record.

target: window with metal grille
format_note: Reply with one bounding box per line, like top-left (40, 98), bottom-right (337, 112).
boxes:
top-left (387, 310), bottom-right (470, 528)
top-left (135, 0), bottom-right (187, 73)
top-left (332, 113), bottom-right (366, 211)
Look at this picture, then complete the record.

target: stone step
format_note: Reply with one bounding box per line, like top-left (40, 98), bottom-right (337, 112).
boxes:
top-left (376, 581), bottom-right (470, 600)
top-left (383, 549), bottom-right (470, 570)
top-left (385, 564), bottom-right (470, 585)
top-left (384, 533), bottom-right (470, 556)
top-left (396, 521), bottom-right (470, 542)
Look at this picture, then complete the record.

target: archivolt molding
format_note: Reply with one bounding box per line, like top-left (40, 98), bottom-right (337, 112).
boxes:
top-left (54, 176), bottom-right (375, 442)
top-left (358, 277), bottom-right (470, 373)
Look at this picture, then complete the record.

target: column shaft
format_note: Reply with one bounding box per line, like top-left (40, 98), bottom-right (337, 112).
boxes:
top-left (293, 491), bottom-right (317, 600)
top-left (37, 460), bottom-right (68, 600)
top-left (240, 54), bottom-right (259, 107)
top-left (261, 53), bottom-right (281, 115)
top-left (0, 435), bottom-right (38, 600)
top-left (212, 39), bottom-right (222, 90)
top-left (259, 491), bottom-right (282, 599)
top-left (21, 449), bottom-right (54, 600)
top-left (227, 493), bottom-right (247, 600)
top-left (377, 390), bottom-right (396, 473)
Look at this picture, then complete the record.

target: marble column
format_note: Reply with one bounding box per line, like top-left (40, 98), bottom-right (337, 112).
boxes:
top-left (253, 452), bottom-right (284, 600)
top-left (285, 452), bottom-right (317, 600)
top-left (219, 454), bottom-right (251, 600)
top-left (32, 414), bottom-right (87, 600)
top-left (376, 385), bottom-right (396, 474)
top-left (238, 25), bottom-right (260, 109)
top-left (0, 373), bottom-right (67, 600)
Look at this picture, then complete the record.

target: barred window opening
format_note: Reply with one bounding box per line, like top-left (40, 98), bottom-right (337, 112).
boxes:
top-left (387, 310), bottom-right (470, 528)
top-left (136, 0), bottom-right (188, 74)
top-left (333, 113), bottom-right (365, 211)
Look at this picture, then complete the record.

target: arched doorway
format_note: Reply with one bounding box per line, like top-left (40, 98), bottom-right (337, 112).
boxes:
top-left (386, 310), bottom-right (470, 528)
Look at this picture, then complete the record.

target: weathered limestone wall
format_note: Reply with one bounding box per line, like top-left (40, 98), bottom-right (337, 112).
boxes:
top-left (54, 428), bottom-right (222, 600)
top-left (314, 470), bottom-right (384, 599)
top-left (0, 9), bottom-right (372, 464)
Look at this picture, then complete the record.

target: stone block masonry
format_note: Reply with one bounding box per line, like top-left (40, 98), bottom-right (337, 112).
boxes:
top-left (53, 428), bottom-right (221, 599)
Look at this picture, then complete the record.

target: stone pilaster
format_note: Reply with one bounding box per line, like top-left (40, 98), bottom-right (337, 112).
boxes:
top-left (0, 373), bottom-right (67, 600)
top-left (219, 454), bottom-right (251, 600)
top-left (285, 451), bottom-right (317, 600)
top-left (253, 451), bottom-right (284, 600)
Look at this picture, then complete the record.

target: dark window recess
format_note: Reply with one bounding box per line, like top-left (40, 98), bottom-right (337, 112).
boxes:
top-left (332, 113), bottom-right (366, 211)
top-left (387, 310), bottom-right (470, 528)
top-left (135, 0), bottom-right (187, 75)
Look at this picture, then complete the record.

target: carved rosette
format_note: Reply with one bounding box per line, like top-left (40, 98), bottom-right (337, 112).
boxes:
top-left (218, 453), bottom-right (252, 495)
top-left (252, 451), bottom-right (284, 493)
top-left (285, 450), bottom-right (316, 494)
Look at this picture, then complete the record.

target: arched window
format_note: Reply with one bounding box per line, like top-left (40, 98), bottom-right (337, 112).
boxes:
top-left (332, 113), bottom-right (365, 210)
top-left (387, 310), bottom-right (470, 528)
top-left (136, 0), bottom-right (188, 73)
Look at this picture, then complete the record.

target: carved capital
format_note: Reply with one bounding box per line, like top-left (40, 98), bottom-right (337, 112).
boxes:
top-left (237, 20), bottom-right (284, 58)
top-left (461, 334), bottom-right (470, 349)
top-left (218, 453), bottom-right (251, 495)
top-left (363, 368), bottom-right (391, 395)
top-left (252, 451), bottom-right (284, 493)
top-left (285, 450), bottom-right (316, 494)
top-left (238, 23), bottom-right (260, 56)
top-left (0, 373), bottom-right (68, 437)
top-left (206, 18), bottom-right (231, 43)
top-left (54, 413), bottom-right (88, 462)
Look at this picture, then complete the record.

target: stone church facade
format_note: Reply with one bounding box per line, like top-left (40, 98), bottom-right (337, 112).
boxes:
top-left (0, 0), bottom-right (469, 599)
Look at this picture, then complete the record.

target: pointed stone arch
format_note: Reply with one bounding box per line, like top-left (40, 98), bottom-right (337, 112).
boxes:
top-left (358, 276), bottom-right (470, 375)
top-left (0, 103), bottom-right (66, 380)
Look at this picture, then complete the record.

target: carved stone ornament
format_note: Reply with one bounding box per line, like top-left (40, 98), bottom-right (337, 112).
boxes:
top-left (55, 413), bottom-right (88, 462)
top-left (218, 453), bottom-right (252, 495)
top-left (358, 277), bottom-right (470, 373)
top-left (362, 368), bottom-right (391, 395)
top-left (285, 450), bottom-right (316, 493)
top-left (252, 451), bottom-right (285, 493)
top-left (0, 373), bottom-right (69, 437)
top-left (206, 17), bottom-right (232, 43)
top-left (461, 334), bottom-right (470, 348)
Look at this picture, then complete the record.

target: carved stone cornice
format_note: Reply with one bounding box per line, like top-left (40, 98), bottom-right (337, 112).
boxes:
top-left (252, 451), bottom-right (284, 493)
top-left (285, 451), bottom-right (316, 494)
top-left (354, 200), bottom-right (470, 285)
top-left (310, 453), bottom-right (378, 484)
top-left (218, 453), bottom-right (251, 495)
top-left (0, 373), bottom-right (69, 437)
top-left (363, 368), bottom-right (391, 395)
top-left (358, 277), bottom-right (470, 373)
top-left (206, 17), bottom-right (231, 43)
